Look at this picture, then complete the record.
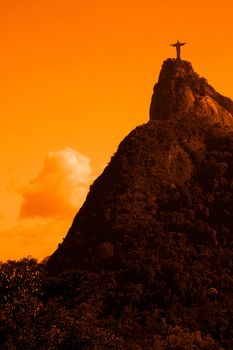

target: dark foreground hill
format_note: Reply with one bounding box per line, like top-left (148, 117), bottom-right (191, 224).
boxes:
top-left (46, 60), bottom-right (233, 348)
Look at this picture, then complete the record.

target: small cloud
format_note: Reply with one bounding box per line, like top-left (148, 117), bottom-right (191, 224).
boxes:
top-left (19, 148), bottom-right (91, 219)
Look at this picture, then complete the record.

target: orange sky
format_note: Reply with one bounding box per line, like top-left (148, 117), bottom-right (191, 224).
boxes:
top-left (0, 0), bottom-right (233, 261)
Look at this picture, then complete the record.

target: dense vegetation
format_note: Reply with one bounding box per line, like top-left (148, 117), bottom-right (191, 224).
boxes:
top-left (0, 257), bottom-right (228, 349)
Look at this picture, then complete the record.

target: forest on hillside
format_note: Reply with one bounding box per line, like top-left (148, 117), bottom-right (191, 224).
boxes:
top-left (0, 256), bottom-right (230, 349)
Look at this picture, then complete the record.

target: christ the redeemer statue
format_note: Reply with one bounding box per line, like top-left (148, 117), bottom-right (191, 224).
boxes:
top-left (170, 40), bottom-right (186, 60)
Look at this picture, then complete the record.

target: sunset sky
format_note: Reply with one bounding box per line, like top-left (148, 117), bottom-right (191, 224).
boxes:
top-left (0, 0), bottom-right (233, 261)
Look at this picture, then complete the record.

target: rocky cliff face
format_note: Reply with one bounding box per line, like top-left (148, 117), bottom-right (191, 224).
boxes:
top-left (150, 59), bottom-right (233, 127)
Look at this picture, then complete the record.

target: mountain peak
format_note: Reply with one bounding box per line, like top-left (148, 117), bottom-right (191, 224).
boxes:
top-left (47, 59), bottom-right (233, 275)
top-left (157, 58), bottom-right (195, 81)
top-left (46, 59), bottom-right (233, 348)
top-left (150, 58), bottom-right (233, 127)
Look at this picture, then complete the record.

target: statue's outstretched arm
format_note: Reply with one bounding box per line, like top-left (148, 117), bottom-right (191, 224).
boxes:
top-left (181, 42), bottom-right (187, 46)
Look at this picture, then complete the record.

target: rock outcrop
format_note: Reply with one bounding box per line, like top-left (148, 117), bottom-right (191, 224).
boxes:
top-left (150, 59), bottom-right (233, 127)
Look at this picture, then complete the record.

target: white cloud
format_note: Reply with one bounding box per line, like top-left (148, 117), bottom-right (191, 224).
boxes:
top-left (19, 148), bottom-right (91, 219)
